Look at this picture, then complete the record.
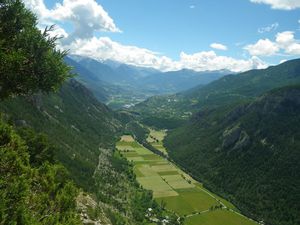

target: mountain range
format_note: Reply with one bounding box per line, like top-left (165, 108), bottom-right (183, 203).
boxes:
top-left (4, 3), bottom-right (299, 225)
top-left (132, 59), bottom-right (300, 128)
top-left (66, 55), bottom-right (228, 109)
top-left (2, 49), bottom-right (300, 225)
top-left (130, 58), bottom-right (300, 225)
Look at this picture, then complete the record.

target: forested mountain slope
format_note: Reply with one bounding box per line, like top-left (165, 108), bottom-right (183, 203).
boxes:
top-left (133, 59), bottom-right (300, 127)
top-left (0, 0), bottom-right (176, 222)
top-left (165, 85), bottom-right (300, 225)
top-left (1, 79), bottom-right (120, 189)
top-left (0, 118), bottom-right (81, 225)
top-left (1, 78), bottom-right (172, 224)
top-left (64, 56), bottom-right (110, 102)
top-left (183, 58), bottom-right (300, 108)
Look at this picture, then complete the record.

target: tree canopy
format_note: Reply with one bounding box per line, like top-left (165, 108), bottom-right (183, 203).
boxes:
top-left (0, 121), bottom-right (81, 225)
top-left (0, 1), bottom-right (81, 224)
top-left (0, 0), bottom-right (72, 99)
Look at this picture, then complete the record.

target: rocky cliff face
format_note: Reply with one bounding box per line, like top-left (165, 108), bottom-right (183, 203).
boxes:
top-left (222, 125), bottom-right (250, 150)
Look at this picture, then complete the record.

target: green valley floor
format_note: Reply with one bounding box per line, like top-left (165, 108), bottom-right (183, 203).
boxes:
top-left (116, 133), bottom-right (258, 225)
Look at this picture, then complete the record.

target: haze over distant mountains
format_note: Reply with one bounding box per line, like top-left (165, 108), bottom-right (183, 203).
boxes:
top-left (66, 55), bottom-right (230, 108)
top-left (2, 1), bottom-right (300, 225)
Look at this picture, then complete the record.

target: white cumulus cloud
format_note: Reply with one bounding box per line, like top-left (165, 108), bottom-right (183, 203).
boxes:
top-left (244, 39), bottom-right (279, 56)
top-left (276, 31), bottom-right (295, 46)
top-left (210, 43), bottom-right (228, 51)
top-left (245, 31), bottom-right (300, 56)
top-left (276, 31), bottom-right (300, 55)
top-left (23, 0), bottom-right (120, 42)
top-left (65, 37), bottom-right (180, 71)
top-left (65, 37), bottom-right (267, 72)
top-left (22, 0), bottom-right (269, 73)
top-left (250, 0), bottom-right (300, 10)
top-left (179, 51), bottom-right (267, 72)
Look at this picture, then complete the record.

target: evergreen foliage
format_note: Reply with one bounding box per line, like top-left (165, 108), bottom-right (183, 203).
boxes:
top-left (165, 86), bottom-right (300, 225)
top-left (0, 2), bottom-right (172, 224)
top-left (0, 0), bottom-right (71, 99)
top-left (0, 120), bottom-right (81, 225)
top-left (133, 59), bottom-right (300, 126)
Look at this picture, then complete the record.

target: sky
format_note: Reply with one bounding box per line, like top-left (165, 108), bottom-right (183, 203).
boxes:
top-left (23, 0), bottom-right (300, 72)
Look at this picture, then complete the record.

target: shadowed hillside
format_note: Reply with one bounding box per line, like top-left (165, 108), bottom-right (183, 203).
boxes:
top-left (165, 85), bottom-right (300, 225)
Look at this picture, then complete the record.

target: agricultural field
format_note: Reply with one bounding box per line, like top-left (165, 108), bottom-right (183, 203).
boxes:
top-left (185, 210), bottom-right (258, 225)
top-left (147, 129), bottom-right (168, 155)
top-left (116, 135), bottom-right (258, 225)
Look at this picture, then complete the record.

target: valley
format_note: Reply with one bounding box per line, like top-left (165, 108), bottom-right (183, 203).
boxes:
top-left (116, 132), bottom-right (258, 225)
top-left (2, 52), bottom-right (299, 225)
top-left (1, 1), bottom-right (300, 225)
top-left (66, 56), bottom-right (228, 109)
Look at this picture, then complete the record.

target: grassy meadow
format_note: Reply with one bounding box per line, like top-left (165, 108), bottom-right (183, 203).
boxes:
top-left (146, 129), bottom-right (168, 155)
top-left (116, 134), bottom-right (258, 225)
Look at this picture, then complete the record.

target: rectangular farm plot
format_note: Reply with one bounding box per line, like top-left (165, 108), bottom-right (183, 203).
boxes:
top-left (116, 145), bottom-right (135, 151)
top-left (157, 171), bottom-right (179, 176)
top-left (185, 210), bottom-right (257, 225)
top-left (142, 154), bottom-right (163, 161)
top-left (126, 156), bottom-right (145, 162)
top-left (162, 175), bottom-right (195, 189)
top-left (137, 176), bottom-right (178, 198)
top-left (153, 161), bottom-right (169, 165)
top-left (134, 147), bottom-right (153, 155)
top-left (117, 140), bottom-right (140, 147)
top-left (116, 134), bottom-right (257, 225)
top-left (148, 129), bottom-right (166, 142)
top-left (151, 164), bottom-right (178, 172)
top-left (138, 165), bottom-right (159, 177)
top-left (156, 196), bottom-right (194, 216)
top-left (120, 135), bottom-right (135, 142)
top-left (122, 152), bottom-right (139, 157)
top-left (153, 190), bottom-right (179, 198)
top-left (180, 190), bottom-right (218, 212)
top-left (157, 189), bottom-right (218, 216)
top-left (147, 129), bottom-right (169, 155)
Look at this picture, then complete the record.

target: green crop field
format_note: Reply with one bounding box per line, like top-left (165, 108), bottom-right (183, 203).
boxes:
top-left (162, 175), bottom-right (195, 189)
top-left (147, 129), bottom-right (166, 142)
top-left (147, 129), bottom-right (168, 155)
top-left (116, 135), bottom-right (258, 225)
top-left (185, 210), bottom-right (258, 225)
top-left (157, 188), bottom-right (218, 216)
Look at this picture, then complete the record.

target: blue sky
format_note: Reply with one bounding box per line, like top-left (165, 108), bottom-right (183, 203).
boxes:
top-left (25, 0), bottom-right (300, 72)
top-left (98, 0), bottom-right (300, 60)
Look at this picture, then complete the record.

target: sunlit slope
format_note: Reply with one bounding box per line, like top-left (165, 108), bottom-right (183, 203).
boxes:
top-left (132, 59), bottom-right (300, 128)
